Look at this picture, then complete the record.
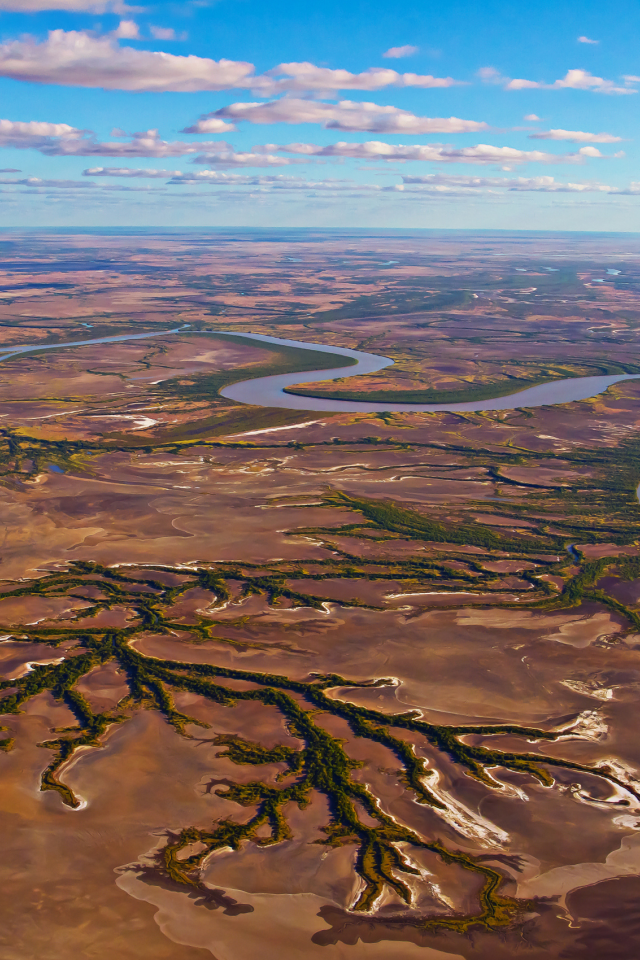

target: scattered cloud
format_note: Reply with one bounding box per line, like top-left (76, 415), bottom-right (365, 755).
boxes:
top-left (479, 65), bottom-right (636, 95)
top-left (168, 172), bottom-right (373, 190)
top-left (150, 26), bottom-right (178, 41)
top-left (0, 118), bottom-right (86, 149)
top-left (188, 100), bottom-right (487, 135)
top-left (0, 30), bottom-right (461, 93)
top-left (382, 45), bottom-right (419, 59)
top-left (397, 173), bottom-right (640, 195)
top-left (248, 62), bottom-right (460, 95)
top-left (578, 36), bottom-right (599, 44)
top-left (511, 68), bottom-right (636, 95)
top-left (476, 66), bottom-right (503, 84)
top-left (0, 168), bottom-right (20, 173)
top-left (84, 167), bottom-right (182, 178)
top-left (0, 0), bottom-right (131, 8)
top-left (529, 128), bottom-right (622, 143)
top-left (524, 114), bottom-right (541, 121)
top-left (272, 139), bottom-right (611, 165)
top-left (47, 130), bottom-right (239, 157)
top-left (0, 30), bottom-right (255, 92)
top-left (190, 151), bottom-right (306, 168)
top-left (84, 148), bottom-right (305, 171)
top-left (0, 176), bottom-right (96, 187)
top-left (113, 20), bottom-right (140, 40)
top-left (0, 121), bottom-right (238, 156)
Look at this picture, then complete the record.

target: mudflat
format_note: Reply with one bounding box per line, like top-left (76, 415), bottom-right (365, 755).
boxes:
top-left (3, 231), bottom-right (640, 959)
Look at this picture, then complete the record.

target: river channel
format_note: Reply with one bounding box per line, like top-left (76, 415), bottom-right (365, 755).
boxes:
top-left (219, 331), bottom-right (640, 413)
top-left (2, 327), bottom-right (639, 416)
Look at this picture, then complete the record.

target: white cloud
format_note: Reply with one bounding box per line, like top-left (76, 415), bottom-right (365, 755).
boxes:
top-left (0, 176), bottom-right (96, 187)
top-left (524, 114), bottom-right (541, 121)
top-left (507, 68), bottom-right (637, 95)
top-left (150, 26), bottom-right (177, 41)
top-left (529, 128), bottom-right (622, 143)
top-left (188, 100), bottom-right (487, 135)
top-left (0, 0), bottom-right (130, 8)
top-left (398, 173), bottom-right (640, 195)
top-left (84, 149), bottom-right (304, 172)
top-left (84, 166), bottom-right (182, 178)
top-left (0, 30), bottom-right (461, 94)
top-left (0, 121), bottom-right (237, 156)
top-left (0, 118), bottom-right (85, 148)
top-left (190, 151), bottom-right (305, 168)
top-left (578, 36), bottom-right (599, 44)
top-left (168, 172), bottom-right (382, 193)
top-left (553, 68), bottom-right (632, 94)
top-left (113, 20), bottom-right (140, 40)
top-left (382, 45), bottom-right (419, 59)
top-left (0, 30), bottom-right (255, 92)
top-left (248, 62), bottom-right (460, 95)
top-left (46, 129), bottom-right (238, 157)
top-left (479, 65), bottom-right (636, 95)
top-left (273, 139), bottom-right (610, 165)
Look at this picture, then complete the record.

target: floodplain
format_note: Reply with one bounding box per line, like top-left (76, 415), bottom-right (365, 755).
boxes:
top-left (2, 230), bottom-right (640, 959)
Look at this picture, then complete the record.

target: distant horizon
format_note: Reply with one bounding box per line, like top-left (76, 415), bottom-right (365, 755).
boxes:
top-left (2, 227), bottom-right (640, 236)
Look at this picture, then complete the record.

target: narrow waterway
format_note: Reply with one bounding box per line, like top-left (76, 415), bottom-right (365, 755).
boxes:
top-left (219, 331), bottom-right (640, 413)
top-left (0, 327), bottom-right (185, 362)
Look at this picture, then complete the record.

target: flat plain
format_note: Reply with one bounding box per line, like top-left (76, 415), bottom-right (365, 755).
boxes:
top-left (3, 230), bottom-right (640, 959)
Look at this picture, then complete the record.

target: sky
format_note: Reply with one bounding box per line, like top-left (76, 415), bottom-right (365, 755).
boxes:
top-left (0, 0), bottom-right (639, 229)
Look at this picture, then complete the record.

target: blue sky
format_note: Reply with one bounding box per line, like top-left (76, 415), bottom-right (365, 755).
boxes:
top-left (0, 0), bottom-right (639, 228)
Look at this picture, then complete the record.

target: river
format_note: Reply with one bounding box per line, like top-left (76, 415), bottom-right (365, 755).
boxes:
top-left (2, 327), bottom-right (638, 416)
top-left (218, 331), bottom-right (640, 413)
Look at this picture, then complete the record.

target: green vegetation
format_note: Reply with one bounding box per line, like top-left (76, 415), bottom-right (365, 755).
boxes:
top-left (284, 358), bottom-right (640, 405)
top-left (2, 407), bottom-right (640, 935)
top-left (158, 332), bottom-right (356, 404)
top-left (310, 289), bottom-right (473, 323)
top-left (0, 559), bottom-right (631, 927)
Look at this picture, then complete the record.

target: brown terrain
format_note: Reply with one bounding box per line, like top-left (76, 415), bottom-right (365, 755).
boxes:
top-left (1, 230), bottom-right (640, 959)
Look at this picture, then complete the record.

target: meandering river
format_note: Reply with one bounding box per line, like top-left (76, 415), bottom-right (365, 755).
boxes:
top-left (218, 331), bottom-right (640, 413)
top-left (2, 327), bottom-right (638, 415)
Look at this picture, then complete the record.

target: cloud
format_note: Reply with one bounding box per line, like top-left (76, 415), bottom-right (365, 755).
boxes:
top-left (190, 151), bottom-right (305, 168)
top-left (113, 20), bottom-right (140, 40)
top-left (273, 139), bottom-right (610, 165)
top-left (84, 166), bottom-right (182, 178)
top-left (0, 30), bottom-right (255, 92)
top-left (507, 68), bottom-right (637, 95)
top-left (188, 100), bottom-right (487, 135)
top-left (150, 26), bottom-right (177, 41)
top-left (248, 62), bottom-right (460, 95)
top-left (0, 30), bottom-right (461, 93)
top-left (0, 0), bottom-right (131, 8)
top-left (578, 36), bottom-right (599, 44)
top-left (84, 149), bottom-right (305, 173)
top-left (382, 45), bottom-right (419, 59)
top-left (529, 128), bottom-right (622, 143)
top-left (476, 66), bottom-right (503, 84)
top-left (0, 121), bottom-right (238, 156)
top-left (0, 176), bottom-right (96, 187)
top-left (524, 114), bottom-right (541, 121)
top-left (479, 65), bottom-right (636, 95)
top-left (0, 118), bottom-right (86, 148)
top-left (0, 168), bottom-right (20, 172)
top-left (397, 173), bottom-right (640, 195)
top-left (46, 129), bottom-right (239, 157)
